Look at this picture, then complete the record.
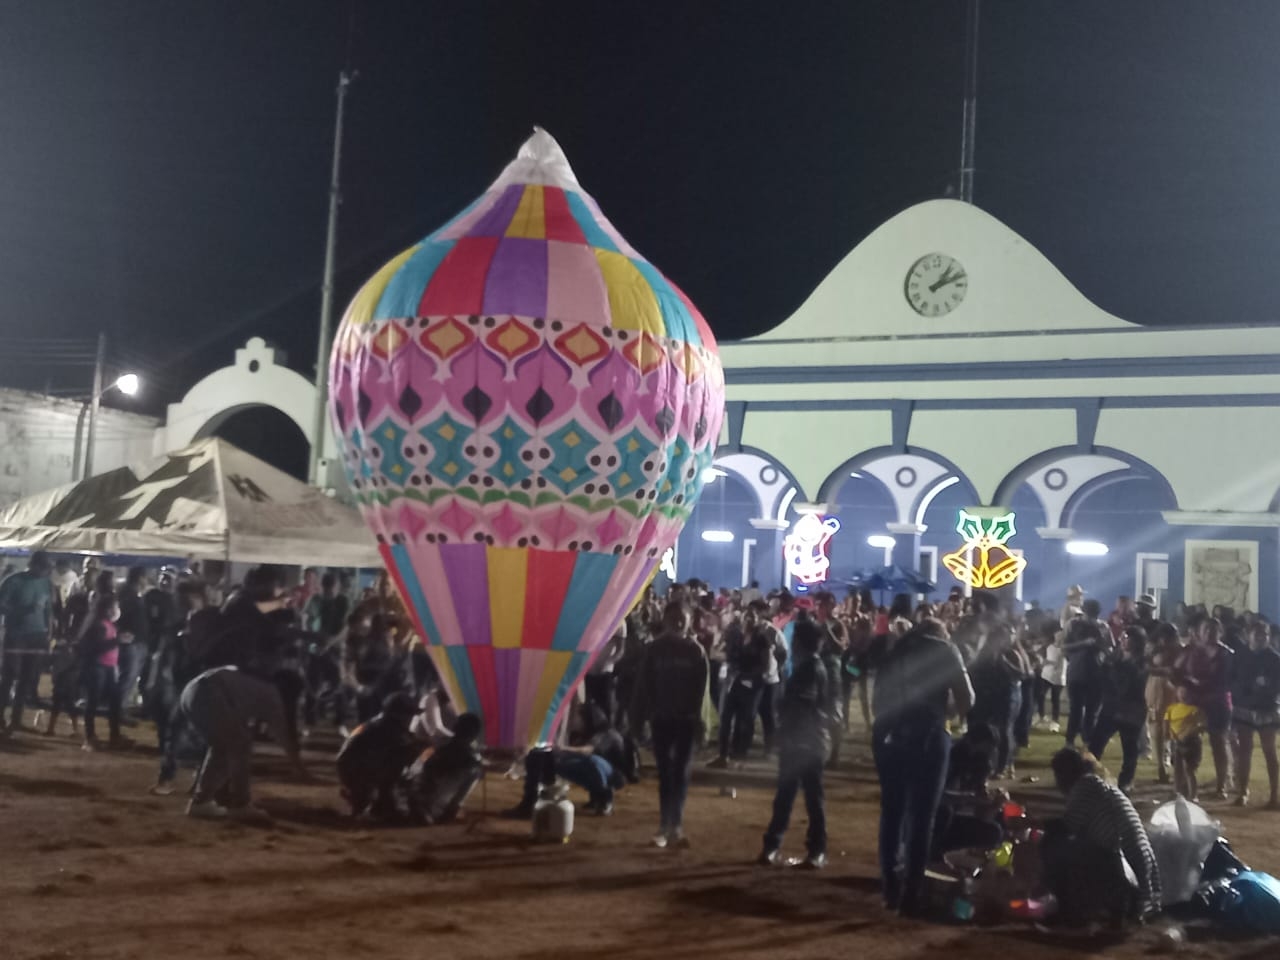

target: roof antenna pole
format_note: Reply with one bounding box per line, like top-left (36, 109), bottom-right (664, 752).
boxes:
top-left (959, 0), bottom-right (980, 204)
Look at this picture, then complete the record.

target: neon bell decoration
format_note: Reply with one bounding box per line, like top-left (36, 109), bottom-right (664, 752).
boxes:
top-left (784, 514), bottom-right (841, 585)
top-left (942, 510), bottom-right (1027, 589)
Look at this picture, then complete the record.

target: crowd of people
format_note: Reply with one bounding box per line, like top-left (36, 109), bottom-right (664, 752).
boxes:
top-left (0, 552), bottom-right (467, 821)
top-left (3, 551), bottom-right (1279, 926)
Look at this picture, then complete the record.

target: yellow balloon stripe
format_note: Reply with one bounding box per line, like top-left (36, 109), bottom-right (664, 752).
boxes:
top-left (593, 248), bottom-right (663, 336)
top-left (486, 546), bottom-right (529, 649)
top-left (342, 245), bottom-right (420, 328)
top-left (505, 185), bottom-right (546, 239)
top-left (428, 644), bottom-right (465, 709)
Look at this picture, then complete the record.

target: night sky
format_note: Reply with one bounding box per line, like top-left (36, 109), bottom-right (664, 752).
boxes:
top-left (3, 1), bottom-right (1278, 420)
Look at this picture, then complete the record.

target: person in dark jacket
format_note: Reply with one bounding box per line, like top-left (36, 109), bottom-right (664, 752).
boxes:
top-left (871, 617), bottom-right (974, 916)
top-left (814, 592), bottom-right (848, 768)
top-left (336, 692), bottom-right (420, 819)
top-left (150, 581), bottom-right (213, 794)
top-left (407, 712), bottom-right (484, 824)
top-left (114, 566), bottom-right (152, 718)
top-left (708, 601), bottom-right (773, 767)
top-left (1088, 626), bottom-right (1150, 792)
top-left (967, 622), bottom-right (1031, 777)
top-left (630, 600), bottom-right (708, 849)
top-left (1063, 599), bottom-right (1109, 747)
top-left (758, 619), bottom-right (832, 868)
top-left (1231, 620), bottom-right (1280, 807)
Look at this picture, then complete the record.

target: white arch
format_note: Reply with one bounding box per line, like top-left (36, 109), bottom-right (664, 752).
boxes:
top-left (158, 338), bottom-right (339, 463)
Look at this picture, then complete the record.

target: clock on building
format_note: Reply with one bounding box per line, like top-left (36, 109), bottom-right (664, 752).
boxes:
top-left (905, 253), bottom-right (967, 317)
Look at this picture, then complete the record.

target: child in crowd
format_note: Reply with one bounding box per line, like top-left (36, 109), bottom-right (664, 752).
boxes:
top-left (43, 633), bottom-right (82, 738)
top-left (1165, 685), bottom-right (1205, 801)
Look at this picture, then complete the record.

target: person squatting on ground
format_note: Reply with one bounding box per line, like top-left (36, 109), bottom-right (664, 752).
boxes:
top-left (758, 619), bottom-right (833, 869)
top-left (407, 712), bottom-right (484, 824)
top-left (872, 616), bottom-right (974, 916)
top-left (630, 600), bottom-right (708, 849)
top-left (507, 704), bottom-right (639, 818)
top-left (1041, 748), bottom-right (1161, 925)
top-left (336, 692), bottom-right (421, 819)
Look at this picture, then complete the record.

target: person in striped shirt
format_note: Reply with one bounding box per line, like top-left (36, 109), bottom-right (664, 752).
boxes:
top-left (1043, 749), bottom-right (1162, 923)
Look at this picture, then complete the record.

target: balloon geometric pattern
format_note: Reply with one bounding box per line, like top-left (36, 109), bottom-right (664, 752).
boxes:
top-left (329, 129), bottom-right (724, 748)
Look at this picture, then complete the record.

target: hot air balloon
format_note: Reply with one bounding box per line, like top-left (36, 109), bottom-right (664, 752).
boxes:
top-left (329, 129), bottom-right (724, 750)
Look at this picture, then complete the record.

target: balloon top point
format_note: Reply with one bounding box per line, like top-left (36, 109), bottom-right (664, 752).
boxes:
top-left (493, 126), bottom-right (582, 193)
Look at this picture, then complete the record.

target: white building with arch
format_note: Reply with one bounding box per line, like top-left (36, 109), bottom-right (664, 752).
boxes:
top-left (685, 199), bottom-right (1280, 618)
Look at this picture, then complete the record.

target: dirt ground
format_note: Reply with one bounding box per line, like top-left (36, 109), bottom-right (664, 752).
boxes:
top-left (1, 716), bottom-right (1277, 960)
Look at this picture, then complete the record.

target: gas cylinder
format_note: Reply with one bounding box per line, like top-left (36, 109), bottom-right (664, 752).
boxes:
top-left (532, 781), bottom-right (575, 843)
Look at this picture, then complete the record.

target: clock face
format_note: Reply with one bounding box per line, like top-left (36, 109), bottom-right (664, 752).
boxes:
top-left (905, 253), bottom-right (967, 317)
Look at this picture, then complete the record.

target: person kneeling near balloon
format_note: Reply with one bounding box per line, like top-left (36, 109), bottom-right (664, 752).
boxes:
top-left (336, 692), bottom-right (421, 820)
top-left (505, 704), bottom-right (640, 818)
top-left (406, 712), bottom-right (485, 825)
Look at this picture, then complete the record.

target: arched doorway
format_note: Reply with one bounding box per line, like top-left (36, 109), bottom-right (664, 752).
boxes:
top-left (209, 406), bottom-right (310, 481)
top-left (676, 470), bottom-right (761, 589)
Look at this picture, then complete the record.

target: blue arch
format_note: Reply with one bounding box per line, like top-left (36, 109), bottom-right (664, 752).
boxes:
top-left (990, 445), bottom-right (1180, 512)
top-left (816, 445), bottom-right (979, 508)
top-left (712, 442), bottom-right (809, 518)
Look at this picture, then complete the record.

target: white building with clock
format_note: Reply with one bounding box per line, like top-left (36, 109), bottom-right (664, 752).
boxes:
top-left (678, 198), bottom-right (1280, 619)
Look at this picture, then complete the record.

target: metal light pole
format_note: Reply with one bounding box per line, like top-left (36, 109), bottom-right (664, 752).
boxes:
top-left (83, 332), bottom-right (107, 480)
top-left (959, 0), bottom-right (981, 204)
top-left (73, 344), bottom-right (140, 482)
top-left (309, 69), bottom-right (355, 487)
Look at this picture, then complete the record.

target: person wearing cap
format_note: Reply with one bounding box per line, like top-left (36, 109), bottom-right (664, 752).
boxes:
top-left (1059, 585), bottom-right (1085, 630)
top-left (1134, 594), bottom-right (1161, 635)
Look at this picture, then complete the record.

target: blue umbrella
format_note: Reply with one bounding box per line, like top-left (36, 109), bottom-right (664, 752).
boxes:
top-left (846, 564), bottom-right (936, 596)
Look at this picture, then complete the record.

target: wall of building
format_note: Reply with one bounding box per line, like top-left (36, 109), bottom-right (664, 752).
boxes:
top-left (0, 388), bottom-right (159, 509)
top-left (699, 199), bottom-right (1280, 617)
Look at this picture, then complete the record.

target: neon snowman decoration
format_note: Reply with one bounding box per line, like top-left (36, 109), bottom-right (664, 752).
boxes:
top-left (784, 514), bottom-right (841, 585)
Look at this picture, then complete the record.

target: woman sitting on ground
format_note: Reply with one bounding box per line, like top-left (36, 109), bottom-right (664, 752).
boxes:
top-left (1041, 748), bottom-right (1161, 924)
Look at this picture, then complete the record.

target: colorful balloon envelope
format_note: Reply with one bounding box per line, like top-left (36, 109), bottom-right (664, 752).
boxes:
top-left (330, 129), bottom-right (724, 749)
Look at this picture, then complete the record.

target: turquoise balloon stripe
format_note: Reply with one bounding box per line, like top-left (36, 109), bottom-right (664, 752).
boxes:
top-left (630, 258), bottom-right (698, 346)
top-left (388, 543), bottom-right (445, 647)
top-left (548, 552), bottom-right (620, 652)
top-left (564, 190), bottom-right (619, 253)
top-left (445, 645), bottom-right (483, 718)
top-left (373, 238), bottom-right (457, 320)
top-left (537, 651), bottom-right (588, 743)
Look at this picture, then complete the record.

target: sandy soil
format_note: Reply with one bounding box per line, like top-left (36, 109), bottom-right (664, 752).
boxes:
top-left (0, 718), bottom-right (1277, 960)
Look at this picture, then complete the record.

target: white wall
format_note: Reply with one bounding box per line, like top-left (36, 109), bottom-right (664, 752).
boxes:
top-left (0, 388), bottom-right (159, 508)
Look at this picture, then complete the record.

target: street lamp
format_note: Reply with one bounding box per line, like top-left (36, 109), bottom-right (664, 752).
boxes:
top-left (72, 372), bottom-right (142, 481)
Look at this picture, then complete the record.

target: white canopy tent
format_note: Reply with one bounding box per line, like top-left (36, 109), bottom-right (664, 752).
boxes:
top-left (0, 438), bottom-right (381, 567)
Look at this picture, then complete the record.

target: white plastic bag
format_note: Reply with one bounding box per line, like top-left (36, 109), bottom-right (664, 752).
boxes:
top-left (1147, 798), bottom-right (1221, 905)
